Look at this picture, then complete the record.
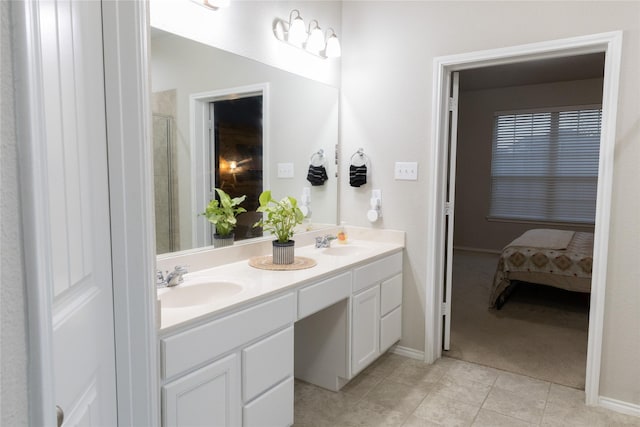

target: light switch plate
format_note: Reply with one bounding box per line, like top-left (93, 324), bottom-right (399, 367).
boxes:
top-left (277, 162), bottom-right (294, 178)
top-left (394, 162), bottom-right (418, 180)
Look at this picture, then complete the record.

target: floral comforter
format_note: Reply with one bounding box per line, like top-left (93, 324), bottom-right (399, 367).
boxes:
top-left (489, 229), bottom-right (593, 309)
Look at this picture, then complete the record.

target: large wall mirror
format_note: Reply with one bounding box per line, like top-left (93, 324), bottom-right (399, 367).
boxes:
top-left (151, 28), bottom-right (339, 255)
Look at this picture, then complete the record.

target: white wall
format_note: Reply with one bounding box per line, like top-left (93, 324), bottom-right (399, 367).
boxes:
top-left (455, 78), bottom-right (602, 251)
top-left (1, 1), bottom-right (29, 425)
top-left (150, 0), bottom-right (342, 87)
top-left (340, 1), bottom-right (640, 406)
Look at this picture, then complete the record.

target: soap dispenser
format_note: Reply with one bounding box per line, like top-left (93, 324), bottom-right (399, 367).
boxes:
top-left (337, 221), bottom-right (348, 244)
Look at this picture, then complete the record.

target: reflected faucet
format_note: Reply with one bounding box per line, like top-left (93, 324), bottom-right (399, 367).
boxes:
top-left (157, 265), bottom-right (189, 288)
top-left (315, 235), bottom-right (336, 248)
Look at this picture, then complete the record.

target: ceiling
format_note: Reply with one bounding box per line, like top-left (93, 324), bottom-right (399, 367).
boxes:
top-left (459, 52), bottom-right (605, 91)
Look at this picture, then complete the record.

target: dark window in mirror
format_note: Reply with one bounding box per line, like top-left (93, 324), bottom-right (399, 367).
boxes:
top-left (210, 96), bottom-right (263, 241)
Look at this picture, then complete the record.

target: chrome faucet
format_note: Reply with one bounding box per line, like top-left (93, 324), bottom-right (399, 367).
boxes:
top-left (157, 265), bottom-right (188, 288)
top-left (315, 235), bottom-right (336, 248)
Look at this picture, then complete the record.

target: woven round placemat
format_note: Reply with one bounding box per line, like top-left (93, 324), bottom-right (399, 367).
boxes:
top-left (248, 255), bottom-right (317, 271)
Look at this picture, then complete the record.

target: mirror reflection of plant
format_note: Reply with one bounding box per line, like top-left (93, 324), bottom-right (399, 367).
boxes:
top-left (202, 188), bottom-right (247, 237)
top-left (253, 190), bottom-right (304, 243)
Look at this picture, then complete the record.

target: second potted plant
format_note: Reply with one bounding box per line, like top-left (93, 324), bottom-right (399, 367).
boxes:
top-left (253, 190), bottom-right (305, 264)
top-left (202, 188), bottom-right (247, 248)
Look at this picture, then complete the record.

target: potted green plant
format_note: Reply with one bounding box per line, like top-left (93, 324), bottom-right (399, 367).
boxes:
top-left (253, 190), bottom-right (305, 264)
top-left (202, 188), bottom-right (247, 248)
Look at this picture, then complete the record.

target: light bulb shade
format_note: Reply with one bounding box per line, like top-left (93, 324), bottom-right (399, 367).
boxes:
top-left (288, 17), bottom-right (306, 46)
top-left (306, 27), bottom-right (325, 53)
top-left (192, 0), bottom-right (230, 9)
top-left (325, 34), bottom-right (341, 58)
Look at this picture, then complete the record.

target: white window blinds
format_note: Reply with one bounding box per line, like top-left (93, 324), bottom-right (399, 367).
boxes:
top-left (489, 106), bottom-right (601, 224)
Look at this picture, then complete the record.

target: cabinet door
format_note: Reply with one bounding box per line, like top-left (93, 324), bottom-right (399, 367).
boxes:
top-left (351, 285), bottom-right (380, 375)
top-left (162, 353), bottom-right (240, 427)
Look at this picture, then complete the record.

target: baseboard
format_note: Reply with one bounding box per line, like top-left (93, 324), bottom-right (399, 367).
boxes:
top-left (390, 345), bottom-right (424, 361)
top-left (599, 396), bottom-right (640, 418)
top-left (453, 246), bottom-right (502, 255)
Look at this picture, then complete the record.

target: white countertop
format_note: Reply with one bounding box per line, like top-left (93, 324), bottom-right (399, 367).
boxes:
top-left (157, 228), bottom-right (404, 333)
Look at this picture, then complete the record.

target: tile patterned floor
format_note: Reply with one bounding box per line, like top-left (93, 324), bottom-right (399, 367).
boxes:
top-left (294, 353), bottom-right (640, 427)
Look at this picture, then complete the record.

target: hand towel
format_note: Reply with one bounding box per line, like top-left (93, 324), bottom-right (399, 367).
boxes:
top-left (349, 164), bottom-right (367, 187)
top-left (307, 165), bottom-right (329, 186)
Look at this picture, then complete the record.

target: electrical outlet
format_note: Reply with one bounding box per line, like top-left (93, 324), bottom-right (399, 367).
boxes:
top-left (394, 161), bottom-right (418, 180)
top-left (277, 162), bottom-right (294, 178)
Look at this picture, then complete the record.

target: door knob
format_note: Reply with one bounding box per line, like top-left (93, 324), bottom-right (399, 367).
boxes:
top-left (56, 405), bottom-right (64, 427)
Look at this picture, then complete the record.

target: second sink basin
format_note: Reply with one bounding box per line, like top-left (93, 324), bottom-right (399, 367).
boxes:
top-left (159, 278), bottom-right (244, 309)
top-left (322, 245), bottom-right (369, 257)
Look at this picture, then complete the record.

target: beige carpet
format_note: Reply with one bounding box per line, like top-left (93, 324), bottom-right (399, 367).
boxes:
top-left (446, 250), bottom-right (589, 389)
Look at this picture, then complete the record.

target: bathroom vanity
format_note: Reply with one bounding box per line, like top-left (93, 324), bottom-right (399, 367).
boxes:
top-left (157, 228), bottom-right (404, 427)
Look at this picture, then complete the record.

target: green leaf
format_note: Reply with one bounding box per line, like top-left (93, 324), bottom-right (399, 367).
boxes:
top-left (202, 188), bottom-right (248, 236)
top-left (252, 190), bottom-right (304, 243)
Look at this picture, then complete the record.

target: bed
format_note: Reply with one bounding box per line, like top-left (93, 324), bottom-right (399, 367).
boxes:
top-left (489, 229), bottom-right (593, 309)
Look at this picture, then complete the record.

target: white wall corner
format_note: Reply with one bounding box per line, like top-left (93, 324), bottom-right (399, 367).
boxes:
top-left (102, 1), bottom-right (160, 425)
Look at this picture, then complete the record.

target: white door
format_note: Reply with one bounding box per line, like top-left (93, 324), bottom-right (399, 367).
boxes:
top-left (442, 72), bottom-right (460, 351)
top-left (39, 0), bottom-right (118, 424)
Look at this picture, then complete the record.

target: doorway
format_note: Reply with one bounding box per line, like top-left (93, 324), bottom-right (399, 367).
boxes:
top-left (425, 32), bottom-right (623, 405)
top-left (447, 55), bottom-right (604, 389)
top-left (209, 95), bottom-right (264, 242)
top-left (190, 83), bottom-right (269, 248)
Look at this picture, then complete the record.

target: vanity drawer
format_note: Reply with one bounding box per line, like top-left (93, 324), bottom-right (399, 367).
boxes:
top-left (243, 377), bottom-right (294, 427)
top-left (162, 293), bottom-right (295, 380)
top-left (380, 306), bottom-right (402, 352)
top-left (242, 326), bottom-right (293, 403)
top-left (353, 252), bottom-right (402, 293)
top-left (297, 271), bottom-right (351, 319)
top-left (380, 273), bottom-right (402, 316)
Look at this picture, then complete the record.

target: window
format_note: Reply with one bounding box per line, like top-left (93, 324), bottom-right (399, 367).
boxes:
top-left (489, 106), bottom-right (601, 224)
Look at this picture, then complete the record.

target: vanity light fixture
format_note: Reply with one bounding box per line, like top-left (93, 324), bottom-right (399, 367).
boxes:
top-left (276, 9), bottom-right (341, 59)
top-left (190, 0), bottom-right (230, 10)
top-left (324, 28), bottom-right (341, 58)
top-left (287, 9), bottom-right (307, 47)
top-left (305, 20), bottom-right (325, 54)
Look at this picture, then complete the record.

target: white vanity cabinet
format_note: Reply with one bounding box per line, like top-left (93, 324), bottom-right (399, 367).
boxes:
top-left (160, 293), bottom-right (295, 427)
top-left (159, 245), bottom-right (404, 426)
top-left (351, 252), bottom-right (403, 376)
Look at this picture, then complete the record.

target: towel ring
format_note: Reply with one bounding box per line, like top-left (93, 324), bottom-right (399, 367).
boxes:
top-left (349, 148), bottom-right (369, 167)
top-left (309, 149), bottom-right (326, 167)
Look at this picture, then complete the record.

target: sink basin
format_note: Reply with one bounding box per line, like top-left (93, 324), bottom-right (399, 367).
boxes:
top-left (321, 245), bottom-right (368, 257)
top-left (159, 279), bottom-right (243, 308)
